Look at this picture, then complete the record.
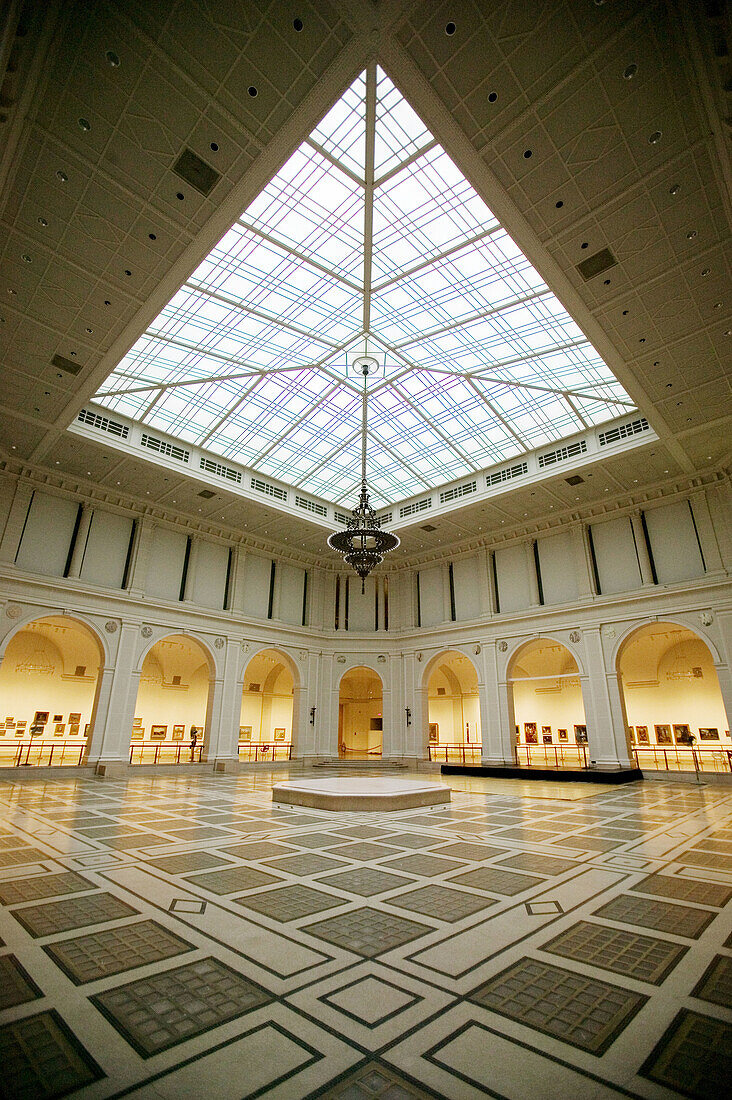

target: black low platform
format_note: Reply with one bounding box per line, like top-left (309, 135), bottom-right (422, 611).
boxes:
top-left (441, 764), bottom-right (643, 784)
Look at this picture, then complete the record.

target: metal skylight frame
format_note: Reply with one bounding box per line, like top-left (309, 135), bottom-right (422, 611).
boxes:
top-left (94, 63), bottom-right (636, 507)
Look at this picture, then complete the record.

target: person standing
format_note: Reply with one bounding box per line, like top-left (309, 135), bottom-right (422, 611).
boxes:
top-left (190, 726), bottom-right (198, 762)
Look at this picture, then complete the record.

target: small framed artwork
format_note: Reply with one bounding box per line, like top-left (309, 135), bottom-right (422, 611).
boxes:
top-left (699, 727), bottom-right (719, 740)
top-left (635, 726), bottom-right (650, 744)
top-left (172, 725), bottom-right (185, 741)
top-left (84, 723), bottom-right (90, 735)
top-left (557, 728), bottom-right (568, 742)
top-left (273, 728), bottom-right (286, 741)
top-left (239, 726), bottom-right (252, 741)
top-left (150, 725), bottom-right (167, 740)
top-left (429, 723), bottom-right (439, 743)
top-left (17, 721), bottom-right (27, 730)
top-left (68, 724), bottom-right (80, 737)
top-left (654, 724), bottom-right (672, 745)
top-left (53, 715), bottom-right (63, 723)
top-left (34, 712), bottom-right (49, 724)
top-left (0, 725), bottom-right (5, 735)
top-left (5, 717), bottom-right (14, 725)
top-left (673, 724), bottom-right (692, 744)
top-left (542, 725), bottom-right (552, 744)
top-left (130, 727), bottom-right (144, 740)
top-left (68, 712), bottom-right (81, 724)
top-left (15, 727), bottom-right (24, 737)
top-left (54, 723), bottom-right (65, 735)
top-left (524, 722), bottom-right (538, 745)
top-left (574, 724), bottom-right (588, 743)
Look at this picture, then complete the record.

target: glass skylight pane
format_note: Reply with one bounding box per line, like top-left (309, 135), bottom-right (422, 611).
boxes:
top-left (374, 67), bottom-right (432, 177)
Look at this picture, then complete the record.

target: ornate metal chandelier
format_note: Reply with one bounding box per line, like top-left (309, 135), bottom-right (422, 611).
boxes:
top-left (327, 355), bottom-right (399, 591)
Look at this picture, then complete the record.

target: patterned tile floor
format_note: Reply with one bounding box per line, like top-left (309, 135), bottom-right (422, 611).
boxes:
top-left (0, 769), bottom-right (730, 1098)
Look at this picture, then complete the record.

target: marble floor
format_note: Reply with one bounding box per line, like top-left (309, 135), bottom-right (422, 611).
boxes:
top-left (0, 768), bottom-right (730, 1099)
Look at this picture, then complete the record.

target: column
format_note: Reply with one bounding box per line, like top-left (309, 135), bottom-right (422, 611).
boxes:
top-left (403, 652), bottom-right (426, 761)
top-left (581, 627), bottom-right (633, 769)
top-left (716, 610), bottom-right (732, 733)
top-left (88, 622), bottom-right (141, 775)
top-left (482, 641), bottom-right (514, 765)
top-left (181, 536), bottom-right (200, 602)
top-left (476, 549), bottom-right (493, 617)
top-left (209, 638), bottom-right (243, 771)
top-left (291, 650), bottom-right (313, 760)
top-left (630, 512), bottom-right (655, 587)
top-left (572, 525), bottom-right (595, 597)
top-left (126, 518), bottom-right (155, 597)
top-left (442, 563), bottom-right (453, 622)
top-left (525, 540), bottom-right (541, 605)
top-left (688, 491), bottom-right (724, 574)
top-left (65, 505), bottom-right (93, 578)
top-left (384, 653), bottom-right (403, 760)
top-left (0, 481), bottom-right (34, 564)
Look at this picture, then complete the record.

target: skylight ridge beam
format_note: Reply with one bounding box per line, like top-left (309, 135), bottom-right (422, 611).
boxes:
top-left (390, 288), bottom-right (554, 349)
top-left (291, 429), bottom-right (362, 488)
top-left (362, 63), bottom-right (377, 333)
top-left (305, 137), bottom-right (365, 186)
top-left (184, 281), bottom-right (346, 347)
top-left (372, 223), bottom-right (504, 291)
top-left (391, 381), bottom-right (480, 472)
top-left (564, 394), bottom-right (589, 428)
top-left (372, 138), bottom-right (438, 187)
top-left (247, 381), bottom-right (344, 467)
top-left (233, 221), bottom-right (362, 292)
top-left (364, 432), bottom-right (434, 490)
top-left (464, 377), bottom-right (531, 450)
top-left (198, 375), bottom-right (266, 445)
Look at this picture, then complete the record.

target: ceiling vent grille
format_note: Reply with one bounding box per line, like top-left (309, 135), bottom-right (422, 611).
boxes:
top-left (77, 408), bottom-right (129, 439)
top-left (172, 148), bottom-right (221, 197)
top-left (52, 352), bottom-right (81, 375)
top-left (487, 461), bottom-right (528, 486)
top-left (576, 247), bottom-right (617, 281)
top-left (400, 496), bottom-right (432, 518)
top-left (251, 477), bottom-right (287, 501)
top-left (140, 433), bottom-right (190, 462)
top-left (377, 512), bottom-right (393, 525)
top-left (334, 510), bottom-right (350, 524)
top-left (598, 417), bottom-right (650, 446)
top-left (538, 440), bottom-right (587, 468)
top-left (295, 495), bottom-right (327, 517)
top-left (440, 479), bottom-right (476, 504)
top-left (200, 457), bottom-right (242, 483)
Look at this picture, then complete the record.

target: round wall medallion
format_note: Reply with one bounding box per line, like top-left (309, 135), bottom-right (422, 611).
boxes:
top-left (498, 641), bottom-right (508, 652)
top-left (416, 652), bottom-right (423, 662)
top-left (214, 636), bottom-right (225, 649)
top-left (699, 611), bottom-right (713, 626)
top-left (569, 630), bottom-right (581, 643)
top-left (602, 625), bottom-right (616, 639)
top-left (5, 604), bottom-right (21, 619)
top-left (474, 644), bottom-right (481, 655)
top-left (141, 625), bottom-right (153, 638)
top-left (377, 654), bottom-right (386, 663)
top-left (336, 655), bottom-right (346, 664)
top-left (104, 620), bottom-right (118, 633)
top-left (299, 650), bottom-right (307, 661)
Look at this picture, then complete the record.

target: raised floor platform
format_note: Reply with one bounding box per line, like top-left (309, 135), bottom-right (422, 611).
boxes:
top-left (272, 776), bottom-right (451, 811)
top-left (441, 763), bottom-right (643, 784)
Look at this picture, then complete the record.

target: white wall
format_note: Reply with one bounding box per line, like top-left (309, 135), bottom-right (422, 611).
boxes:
top-left (145, 528), bottom-right (188, 601)
top-left (240, 554), bottom-right (272, 619)
top-left (591, 516), bottom-right (641, 594)
top-left (348, 575), bottom-right (376, 631)
top-left (80, 511), bottom-right (133, 589)
top-left (15, 491), bottom-right (78, 576)
top-left (644, 501), bottom-right (705, 584)
top-left (494, 544), bottom-right (532, 612)
top-left (190, 540), bottom-right (229, 609)
top-left (277, 562), bottom-right (306, 626)
top-left (453, 556), bottom-right (481, 620)
top-left (537, 530), bottom-right (579, 605)
top-left (419, 565), bottom-right (444, 626)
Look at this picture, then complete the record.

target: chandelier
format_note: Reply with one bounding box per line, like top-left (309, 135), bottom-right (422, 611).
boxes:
top-left (327, 355), bottom-right (399, 591)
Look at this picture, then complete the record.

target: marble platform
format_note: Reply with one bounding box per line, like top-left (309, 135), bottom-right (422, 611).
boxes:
top-left (272, 776), bottom-right (451, 811)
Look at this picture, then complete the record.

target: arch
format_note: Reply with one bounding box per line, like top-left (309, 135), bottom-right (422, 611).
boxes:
top-left (130, 633), bottom-right (213, 764)
top-left (338, 665), bottom-right (383, 758)
top-left (506, 637), bottom-right (589, 767)
top-left (240, 648), bottom-right (296, 760)
top-left (0, 614), bottom-right (105, 766)
top-left (423, 649), bottom-right (482, 763)
top-left (615, 620), bottom-right (730, 759)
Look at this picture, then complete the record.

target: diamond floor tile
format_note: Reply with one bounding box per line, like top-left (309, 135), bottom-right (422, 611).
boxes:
top-left (12, 892), bottom-right (139, 938)
top-left (563, 834), bottom-right (621, 852)
top-left (317, 867), bottom-right (416, 896)
top-left (641, 1009), bottom-right (732, 1098)
top-left (91, 956), bottom-right (272, 1057)
top-left (497, 853), bottom-right (581, 875)
top-left (146, 852), bottom-right (233, 874)
top-left (0, 871), bottom-right (94, 905)
top-left (326, 842), bottom-right (402, 861)
top-left (316, 1060), bottom-right (435, 1097)
top-left (236, 883), bottom-right (344, 921)
top-left (382, 854), bottom-right (466, 876)
top-left (593, 894), bottom-right (717, 939)
top-left (433, 842), bottom-right (507, 861)
top-left (281, 832), bottom-right (342, 849)
top-left (0, 954), bottom-right (43, 1009)
top-left (303, 907), bottom-right (432, 957)
top-left (448, 866), bottom-right (544, 895)
top-left (541, 920), bottom-right (687, 984)
top-left (692, 954), bottom-right (732, 1008)
top-left (630, 874), bottom-right (732, 907)
top-left (220, 841), bottom-right (298, 860)
top-left (374, 833), bottom-right (441, 850)
top-left (470, 957), bottom-right (647, 1054)
top-left (44, 919), bottom-right (195, 985)
top-left (183, 866), bottom-right (281, 894)
top-left (262, 853), bottom-right (347, 875)
top-left (333, 826), bottom-right (391, 840)
top-left (389, 884), bottom-right (497, 921)
top-left (0, 1011), bottom-right (103, 1098)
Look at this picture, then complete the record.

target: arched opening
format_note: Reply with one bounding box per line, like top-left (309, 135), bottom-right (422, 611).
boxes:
top-left (338, 666), bottom-right (383, 758)
top-left (0, 616), bottom-right (103, 766)
top-left (130, 635), bottom-right (211, 765)
top-left (509, 639), bottom-right (588, 767)
top-left (617, 622), bottom-right (730, 771)
top-left (426, 650), bottom-right (482, 764)
top-left (240, 649), bottom-right (294, 762)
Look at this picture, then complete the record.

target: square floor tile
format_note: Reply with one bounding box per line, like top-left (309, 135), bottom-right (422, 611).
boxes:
top-left (526, 901), bottom-right (563, 916)
top-left (630, 874), bottom-right (732, 908)
top-left (146, 852), bottom-right (233, 874)
top-left (692, 954), bottom-right (732, 1009)
top-left (184, 866), bottom-right (281, 895)
top-left (497, 853), bottom-right (581, 875)
top-left (102, 833), bottom-right (166, 849)
top-left (236, 884), bottom-right (344, 922)
top-left (0, 871), bottom-right (94, 905)
top-left (326, 842), bottom-right (402, 861)
top-left (164, 826), bottom-right (235, 839)
top-left (0, 1010), bottom-right (102, 1097)
top-left (0, 848), bottom-right (48, 868)
top-left (12, 892), bottom-right (139, 939)
top-left (680, 849), bottom-right (732, 871)
top-left (169, 899), bottom-right (207, 914)
top-left (374, 833), bottom-right (441, 850)
top-left (389, 884), bottom-right (496, 922)
top-left (91, 956), bottom-right (272, 1057)
top-left (303, 907), bottom-right (432, 957)
top-left (0, 954), bottom-right (43, 1009)
top-left (382, 854), bottom-right (466, 876)
top-left (333, 827), bottom-right (391, 840)
top-left (320, 975), bottom-right (421, 1028)
top-left (469, 957), bottom-right (647, 1054)
top-left (282, 832), bottom-right (341, 849)
top-left (220, 841), bottom-right (298, 860)
top-left (641, 1009), bottom-right (731, 1098)
top-left (316, 1060), bottom-right (436, 1098)
top-left (262, 853), bottom-right (347, 876)
top-left (563, 834), bottom-right (621, 852)
top-left (541, 919), bottom-right (687, 984)
top-left (448, 866), bottom-right (544, 895)
top-left (44, 919), bottom-right (195, 985)
top-left (592, 894), bottom-right (716, 939)
top-left (433, 842), bottom-right (507, 861)
top-left (497, 828), bottom-right (559, 841)
top-left (317, 868), bottom-right (416, 897)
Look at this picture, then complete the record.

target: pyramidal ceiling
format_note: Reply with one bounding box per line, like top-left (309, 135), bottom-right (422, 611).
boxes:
top-left (93, 65), bottom-right (635, 508)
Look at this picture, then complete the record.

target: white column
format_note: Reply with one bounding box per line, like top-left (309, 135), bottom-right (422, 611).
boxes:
top-left (716, 610), bottom-right (732, 733)
top-left (89, 622), bottom-right (141, 774)
top-left (442, 563), bottom-right (453, 622)
top-left (182, 536), bottom-right (199, 602)
top-left (228, 547), bottom-right (248, 613)
top-left (0, 481), bottom-right (34, 564)
top-left (208, 639), bottom-right (243, 770)
top-left (689, 491), bottom-right (724, 574)
top-left (65, 505), bottom-right (93, 578)
top-left (630, 513), bottom-right (655, 587)
top-left (384, 653), bottom-right (403, 760)
top-left (525, 540), bottom-right (541, 605)
top-left (476, 549), bottom-right (493, 617)
top-left (581, 627), bottom-right (633, 769)
top-left (127, 518), bottom-right (155, 597)
top-left (483, 641), bottom-right (514, 765)
top-left (407, 652), bottom-right (428, 761)
top-left (291, 650), bottom-right (313, 759)
top-left (572, 525), bottom-right (595, 597)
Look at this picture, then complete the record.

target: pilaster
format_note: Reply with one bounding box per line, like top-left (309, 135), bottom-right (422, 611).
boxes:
top-left (0, 481), bottom-right (34, 564)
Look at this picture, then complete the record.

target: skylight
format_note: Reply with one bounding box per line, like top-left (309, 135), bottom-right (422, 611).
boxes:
top-left (94, 64), bottom-right (635, 507)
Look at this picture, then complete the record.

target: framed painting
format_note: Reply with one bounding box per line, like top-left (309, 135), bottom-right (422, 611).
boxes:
top-left (574, 724), bottom-right (588, 743)
top-left (130, 727), bottom-right (144, 740)
top-left (542, 725), bottom-right (552, 744)
top-left (654, 724), bottom-right (672, 745)
top-left (150, 725), bottom-right (167, 739)
top-left (54, 723), bottom-right (65, 735)
top-left (273, 728), bottom-right (286, 741)
top-left (673, 724), bottom-right (692, 744)
top-left (635, 726), bottom-right (650, 744)
top-left (34, 712), bottom-right (49, 724)
top-left (698, 727), bottom-right (719, 740)
top-left (557, 728), bottom-right (568, 742)
top-left (68, 724), bottom-right (80, 737)
top-left (429, 723), bottom-right (439, 743)
top-left (239, 726), bottom-right (252, 741)
top-left (172, 725), bottom-right (185, 741)
top-left (68, 712), bottom-right (81, 723)
top-left (53, 714), bottom-right (63, 723)
top-left (524, 722), bottom-right (538, 744)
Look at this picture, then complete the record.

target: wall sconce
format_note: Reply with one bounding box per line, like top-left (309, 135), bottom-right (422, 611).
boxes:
top-left (310, 706), bottom-right (316, 726)
top-left (405, 707), bottom-right (411, 727)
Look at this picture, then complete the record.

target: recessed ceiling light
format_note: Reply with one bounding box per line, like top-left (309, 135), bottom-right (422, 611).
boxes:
top-left (623, 63), bottom-right (637, 79)
top-left (648, 130), bottom-right (662, 144)
top-left (686, 230), bottom-right (697, 239)
top-left (37, 216), bottom-right (48, 226)
top-left (669, 183), bottom-right (680, 195)
top-left (105, 50), bottom-right (120, 66)
top-left (78, 117), bottom-right (91, 131)
top-left (56, 170), bottom-right (68, 182)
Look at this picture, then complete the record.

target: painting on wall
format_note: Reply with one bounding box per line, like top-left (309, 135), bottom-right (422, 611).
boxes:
top-left (635, 726), bottom-right (650, 744)
top-left (172, 725), bottom-right (185, 741)
top-left (557, 728), bottom-right (568, 742)
top-left (699, 727), bottom-right (720, 740)
top-left (273, 728), bottom-right (286, 741)
top-left (53, 715), bottom-right (63, 723)
top-left (673, 724), bottom-right (692, 744)
top-left (239, 726), bottom-right (252, 741)
top-left (130, 727), bottom-right (144, 740)
top-left (68, 724), bottom-right (80, 737)
top-left (54, 723), bottom-right (65, 735)
top-left (542, 725), bottom-right (552, 744)
top-left (429, 723), bottom-right (439, 744)
top-left (34, 712), bottom-right (49, 724)
top-left (654, 724), bottom-right (672, 745)
top-left (524, 722), bottom-right (538, 744)
top-left (68, 712), bottom-right (81, 723)
top-left (150, 725), bottom-right (167, 739)
top-left (574, 724), bottom-right (588, 743)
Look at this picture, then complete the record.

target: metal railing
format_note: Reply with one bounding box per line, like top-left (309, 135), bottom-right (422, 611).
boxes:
top-left (515, 744), bottom-right (590, 769)
top-left (7, 740), bottom-right (88, 767)
top-left (129, 742), bottom-right (204, 765)
top-left (428, 743), bottom-right (483, 765)
top-left (633, 746), bottom-right (732, 774)
top-left (238, 741), bottom-right (292, 762)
